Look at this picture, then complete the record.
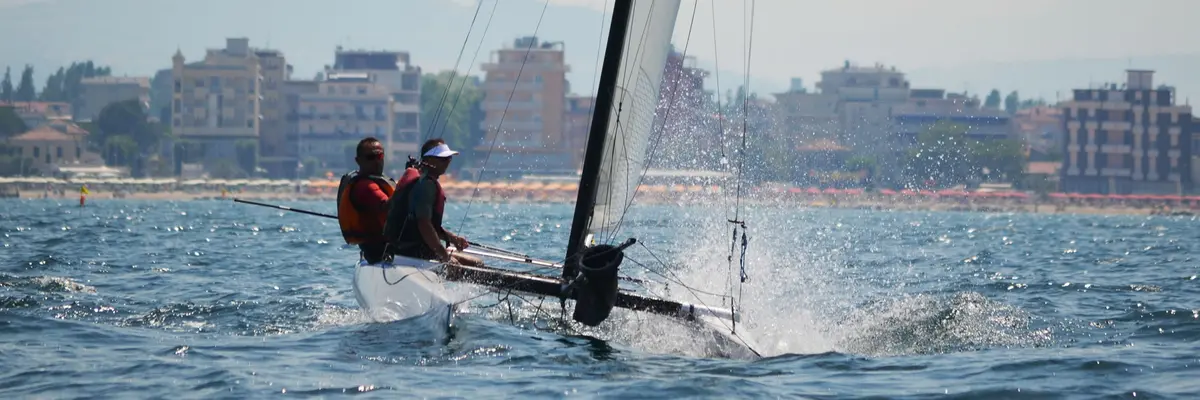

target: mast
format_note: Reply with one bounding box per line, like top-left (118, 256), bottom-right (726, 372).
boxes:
top-left (564, 0), bottom-right (634, 278)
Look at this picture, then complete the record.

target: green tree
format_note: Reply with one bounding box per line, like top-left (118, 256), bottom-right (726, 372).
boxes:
top-left (103, 135), bottom-right (138, 167)
top-left (984, 89), bottom-right (1002, 109)
top-left (1, 67), bottom-right (12, 102)
top-left (0, 106), bottom-right (27, 137)
top-left (39, 67), bottom-right (65, 101)
top-left (1004, 91), bottom-right (1019, 115)
top-left (845, 155), bottom-right (876, 172)
top-left (906, 120), bottom-right (974, 187)
top-left (420, 71), bottom-right (483, 167)
top-left (969, 139), bottom-right (1026, 182)
top-left (15, 65), bottom-right (35, 101)
top-left (96, 99), bottom-right (160, 152)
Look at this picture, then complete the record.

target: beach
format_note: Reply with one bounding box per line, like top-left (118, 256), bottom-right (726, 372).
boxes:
top-left (12, 185), bottom-right (1190, 217)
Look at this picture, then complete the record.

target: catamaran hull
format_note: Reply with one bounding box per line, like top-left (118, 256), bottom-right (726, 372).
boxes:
top-left (352, 257), bottom-right (454, 335)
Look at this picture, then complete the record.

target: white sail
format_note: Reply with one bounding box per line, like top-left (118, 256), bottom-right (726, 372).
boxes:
top-left (588, 0), bottom-right (682, 240)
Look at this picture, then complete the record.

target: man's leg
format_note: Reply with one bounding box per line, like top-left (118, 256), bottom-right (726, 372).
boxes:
top-left (451, 252), bottom-right (483, 267)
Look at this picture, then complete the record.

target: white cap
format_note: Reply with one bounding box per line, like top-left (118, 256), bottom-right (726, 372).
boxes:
top-left (422, 143), bottom-right (459, 158)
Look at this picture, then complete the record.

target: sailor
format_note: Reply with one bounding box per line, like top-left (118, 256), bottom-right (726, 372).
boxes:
top-left (384, 139), bottom-right (481, 267)
top-left (336, 137), bottom-right (394, 264)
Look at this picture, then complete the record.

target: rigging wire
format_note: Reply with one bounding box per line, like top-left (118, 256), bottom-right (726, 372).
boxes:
top-left (423, 0), bottom-right (486, 141)
top-left (433, 0), bottom-right (501, 143)
top-left (603, 0), bottom-right (701, 242)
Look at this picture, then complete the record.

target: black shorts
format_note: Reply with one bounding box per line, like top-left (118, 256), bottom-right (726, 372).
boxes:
top-left (359, 242), bottom-right (388, 264)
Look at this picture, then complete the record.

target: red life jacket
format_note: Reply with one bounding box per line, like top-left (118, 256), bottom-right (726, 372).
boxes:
top-left (336, 171), bottom-right (394, 245)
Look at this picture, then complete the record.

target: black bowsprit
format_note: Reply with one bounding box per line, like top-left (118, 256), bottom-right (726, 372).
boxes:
top-left (569, 238), bottom-right (636, 327)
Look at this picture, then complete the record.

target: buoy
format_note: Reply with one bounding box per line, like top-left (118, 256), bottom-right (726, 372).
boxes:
top-left (79, 194), bottom-right (85, 207)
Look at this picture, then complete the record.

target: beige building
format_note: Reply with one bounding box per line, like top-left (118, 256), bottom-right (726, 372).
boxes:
top-left (5, 123), bottom-right (98, 175)
top-left (171, 38), bottom-right (286, 174)
top-left (1058, 70), bottom-right (1193, 194)
top-left (296, 72), bottom-right (394, 173)
top-left (325, 49), bottom-right (421, 162)
top-left (74, 76), bottom-right (150, 122)
top-left (476, 36), bottom-right (571, 177)
top-left (0, 101), bottom-right (72, 128)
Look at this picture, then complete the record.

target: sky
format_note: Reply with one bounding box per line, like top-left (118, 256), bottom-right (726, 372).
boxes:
top-left (3, 0), bottom-right (1200, 102)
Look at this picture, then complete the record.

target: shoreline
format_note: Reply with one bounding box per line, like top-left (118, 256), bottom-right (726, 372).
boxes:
top-left (14, 189), bottom-right (1186, 217)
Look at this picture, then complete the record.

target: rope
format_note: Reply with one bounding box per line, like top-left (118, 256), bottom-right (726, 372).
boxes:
top-left (433, 0), bottom-right (500, 142)
top-left (423, 0), bottom-right (485, 140)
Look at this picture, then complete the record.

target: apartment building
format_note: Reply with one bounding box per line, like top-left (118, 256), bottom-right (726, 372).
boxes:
top-left (1013, 106), bottom-right (1065, 156)
top-left (171, 38), bottom-right (276, 169)
top-left (255, 49), bottom-right (291, 176)
top-left (1058, 70), bottom-right (1193, 194)
top-left (325, 48), bottom-right (421, 162)
top-left (564, 95), bottom-right (594, 171)
top-left (891, 90), bottom-right (1013, 144)
top-left (476, 36), bottom-right (570, 178)
top-left (74, 76), bottom-right (150, 122)
top-left (295, 72), bottom-right (394, 173)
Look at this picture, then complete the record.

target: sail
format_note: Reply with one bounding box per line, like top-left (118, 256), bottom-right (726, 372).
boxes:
top-left (588, 0), bottom-right (682, 240)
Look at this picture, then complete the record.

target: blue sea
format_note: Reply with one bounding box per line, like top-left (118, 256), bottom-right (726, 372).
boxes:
top-left (1, 199), bottom-right (1197, 399)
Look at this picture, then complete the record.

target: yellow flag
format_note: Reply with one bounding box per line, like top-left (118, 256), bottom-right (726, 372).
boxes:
top-left (80, 185), bottom-right (90, 195)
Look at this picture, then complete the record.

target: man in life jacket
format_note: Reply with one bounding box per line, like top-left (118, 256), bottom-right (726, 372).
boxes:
top-left (383, 139), bottom-right (480, 267)
top-left (336, 137), bottom-right (395, 264)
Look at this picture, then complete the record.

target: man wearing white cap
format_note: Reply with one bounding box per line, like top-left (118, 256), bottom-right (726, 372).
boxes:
top-left (383, 139), bottom-right (480, 267)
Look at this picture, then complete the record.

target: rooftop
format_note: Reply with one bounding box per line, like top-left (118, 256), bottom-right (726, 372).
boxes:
top-left (81, 76), bottom-right (151, 87)
top-left (9, 126), bottom-right (76, 142)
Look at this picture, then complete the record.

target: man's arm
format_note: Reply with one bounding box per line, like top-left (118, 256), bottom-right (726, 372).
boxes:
top-left (411, 180), bottom-right (450, 261)
top-left (351, 180), bottom-right (389, 214)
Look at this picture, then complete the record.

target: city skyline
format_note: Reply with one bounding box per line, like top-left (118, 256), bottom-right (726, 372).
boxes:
top-left (4, 0), bottom-right (1200, 103)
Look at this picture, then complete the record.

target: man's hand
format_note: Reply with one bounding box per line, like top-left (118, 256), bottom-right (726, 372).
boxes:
top-left (446, 232), bottom-right (469, 250)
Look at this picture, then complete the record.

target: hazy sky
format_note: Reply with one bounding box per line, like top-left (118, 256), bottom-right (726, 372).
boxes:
top-left (2, 0), bottom-right (1199, 101)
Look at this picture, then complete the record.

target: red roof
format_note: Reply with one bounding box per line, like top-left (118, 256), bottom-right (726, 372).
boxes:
top-left (9, 126), bottom-right (76, 142)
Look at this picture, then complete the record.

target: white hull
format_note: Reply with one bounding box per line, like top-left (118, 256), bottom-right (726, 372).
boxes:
top-left (352, 256), bottom-right (454, 335)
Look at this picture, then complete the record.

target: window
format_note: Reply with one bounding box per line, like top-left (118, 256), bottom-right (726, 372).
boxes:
top-left (174, 118), bottom-right (180, 127)
top-left (57, 147), bottom-right (63, 159)
top-left (326, 86), bottom-right (334, 94)
top-left (357, 86), bottom-right (367, 95)
top-left (45, 154), bottom-right (50, 164)
top-left (75, 147), bottom-right (81, 158)
top-left (247, 119), bottom-right (254, 128)
top-left (174, 80), bottom-right (181, 93)
top-left (33, 147), bottom-right (39, 158)
top-left (209, 76), bottom-right (220, 89)
top-left (195, 79), bottom-right (204, 87)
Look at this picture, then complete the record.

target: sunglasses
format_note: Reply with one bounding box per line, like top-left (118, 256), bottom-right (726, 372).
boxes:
top-left (360, 152), bottom-right (384, 161)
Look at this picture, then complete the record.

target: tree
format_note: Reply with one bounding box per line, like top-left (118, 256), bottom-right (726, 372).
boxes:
top-left (969, 139), bottom-right (1025, 182)
top-left (15, 65), bottom-right (35, 101)
top-left (420, 71), bottom-right (483, 167)
top-left (1004, 91), bottom-right (1019, 115)
top-left (906, 120), bottom-right (974, 187)
top-left (0, 106), bottom-right (27, 138)
top-left (96, 99), bottom-right (160, 152)
top-left (1, 67), bottom-right (12, 102)
top-left (39, 67), bottom-right (65, 101)
top-left (983, 89), bottom-right (1002, 109)
top-left (103, 135), bottom-right (138, 167)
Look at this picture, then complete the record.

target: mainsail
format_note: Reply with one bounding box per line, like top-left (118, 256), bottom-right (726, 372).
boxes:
top-left (567, 0), bottom-right (682, 265)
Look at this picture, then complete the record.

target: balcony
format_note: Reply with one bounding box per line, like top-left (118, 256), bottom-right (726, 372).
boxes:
top-left (1100, 168), bottom-right (1131, 176)
top-left (1100, 144), bottom-right (1131, 153)
top-left (484, 81), bottom-right (543, 92)
top-left (481, 61), bottom-right (570, 73)
top-left (481, 101), bottom-right (542, 112)
top-left (1101, 121), bottom-right (1132, 131)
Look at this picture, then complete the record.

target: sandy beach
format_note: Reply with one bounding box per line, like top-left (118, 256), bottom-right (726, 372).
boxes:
top-left (15, 187), bottom-right (1189, 217)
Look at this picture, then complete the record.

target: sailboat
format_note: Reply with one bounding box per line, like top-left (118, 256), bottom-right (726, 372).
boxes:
top-left (350, 0), bottom-right (763, 359)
